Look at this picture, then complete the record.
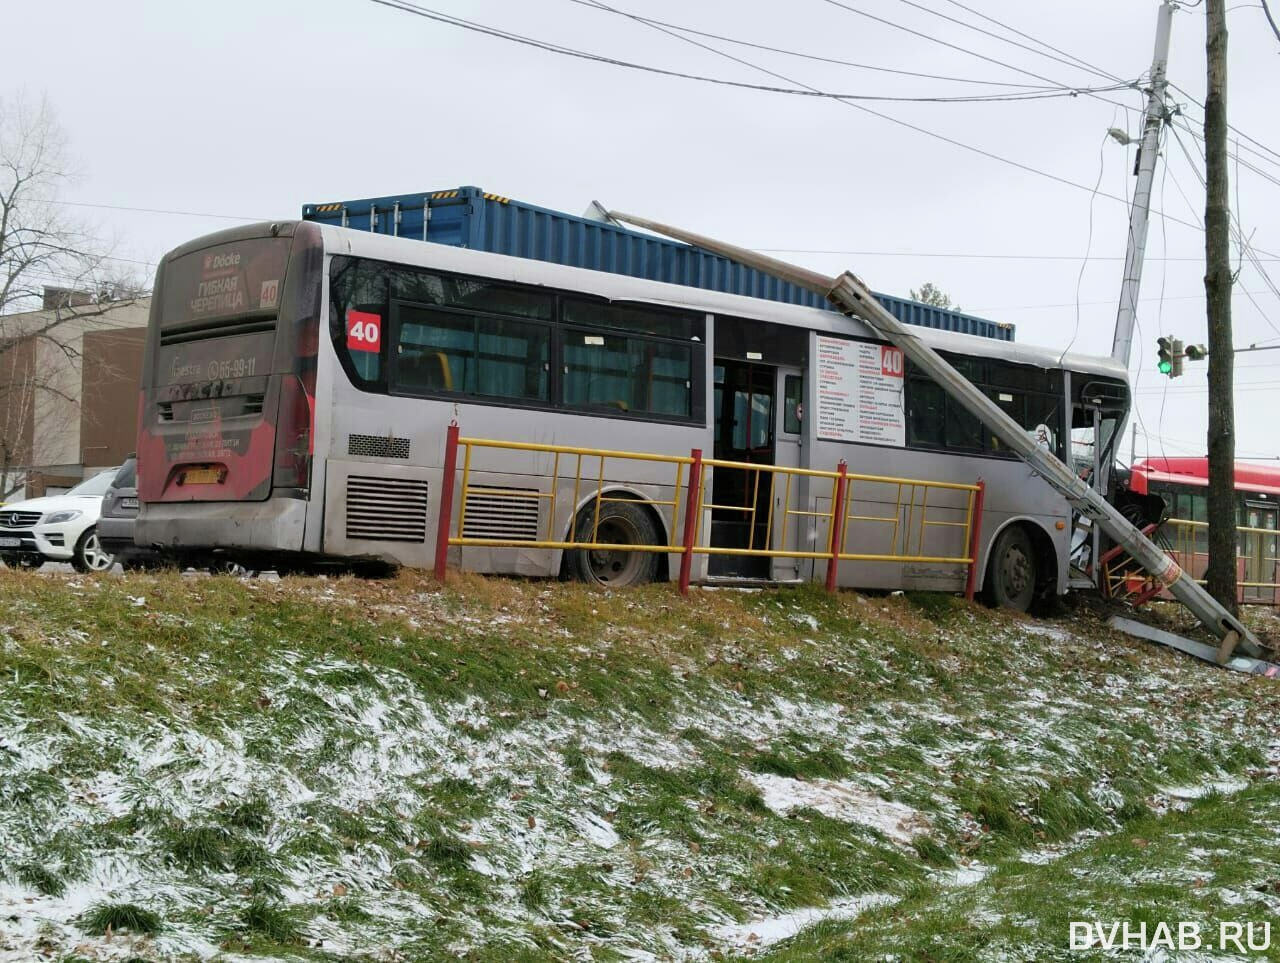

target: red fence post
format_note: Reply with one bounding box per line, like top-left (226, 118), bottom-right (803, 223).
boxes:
top-left (433, 424), bottom-right (461, 583)
top-left (825, 460), bottom-right (849, 593)
top-left (679, 449), bottom-right (704, 596)
top-left (964, 479), bottom-right (986, 602)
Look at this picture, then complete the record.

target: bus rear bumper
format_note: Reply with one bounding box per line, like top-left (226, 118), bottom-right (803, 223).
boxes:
top-left (136, 498), bottom-right (308, 554)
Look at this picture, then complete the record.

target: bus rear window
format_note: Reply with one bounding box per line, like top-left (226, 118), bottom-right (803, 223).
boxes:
top-left (159, 237), bottom-right (291, 328)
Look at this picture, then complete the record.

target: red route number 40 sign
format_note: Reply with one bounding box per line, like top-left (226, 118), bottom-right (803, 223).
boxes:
top-left (347, 310), bottom-right (382, 353)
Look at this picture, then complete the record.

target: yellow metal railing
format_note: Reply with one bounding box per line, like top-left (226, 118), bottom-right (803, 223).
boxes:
top-left (1163, 517), bottom-right (1280, 601)
top-left (1104, 518), bottom-right (1280, 606)
top-left (433, 429), bottom-right (986, 594)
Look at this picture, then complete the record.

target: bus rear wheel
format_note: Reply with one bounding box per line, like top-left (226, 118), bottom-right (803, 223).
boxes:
top-left (984, 525), bottom-right (1037, 612)
top-left (567, 500), bottom-right (659, 588)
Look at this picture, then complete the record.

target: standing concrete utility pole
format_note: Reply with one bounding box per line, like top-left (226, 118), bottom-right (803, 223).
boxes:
top-left (1112, 1), bottom-right (1176, 366)
top-left (607, 210), bottom-right (1263, 659)
top-left (1204, 0), bottom-right (1238, 612)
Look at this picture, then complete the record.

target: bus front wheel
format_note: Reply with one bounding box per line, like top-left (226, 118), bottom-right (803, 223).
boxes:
top-left (984, 525), bottom-right (1037, 612)
top-left (567, 500), bottom-right (659, 588)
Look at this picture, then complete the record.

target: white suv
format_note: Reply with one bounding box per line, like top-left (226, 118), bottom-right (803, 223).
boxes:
top-left (0, 468), bottom-right (120, 572)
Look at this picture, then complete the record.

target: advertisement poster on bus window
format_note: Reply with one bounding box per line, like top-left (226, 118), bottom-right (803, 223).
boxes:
top-left (815, 335), bottom-right (906, 447)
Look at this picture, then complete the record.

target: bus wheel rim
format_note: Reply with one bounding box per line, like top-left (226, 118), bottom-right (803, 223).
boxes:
top-left (587, 517), bottom-right (642, 584)
top-left (1002, 545), bottom-right (1031, 597)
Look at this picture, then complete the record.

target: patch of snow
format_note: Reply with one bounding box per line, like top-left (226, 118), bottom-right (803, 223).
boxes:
top-left (572, 812), bottom-right (620, 850)
top-left (1021, 623), bottom-right (1074, 642)
top-left (1163, 778), bottom-right (1249, 801)
top-left (936, 861), bottom-right (991, 886)
top-left (711, 893), bottom-right (895, 950)
top-left (790, 613), bottom-right (820, 631)
top-left (746, 772), bottom-right (928, 844)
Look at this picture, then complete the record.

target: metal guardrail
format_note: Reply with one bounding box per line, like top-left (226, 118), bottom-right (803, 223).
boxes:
top-left (1103, 517), bottom-right (1280, 606)
top-left (432, 426), bottom-right (986, 596)
top-left (1164, 517), bottom-right (1280, 603)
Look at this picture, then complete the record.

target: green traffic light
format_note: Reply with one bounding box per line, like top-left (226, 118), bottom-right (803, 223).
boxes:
top-left (1158, 360), bottom-right (1172, 374)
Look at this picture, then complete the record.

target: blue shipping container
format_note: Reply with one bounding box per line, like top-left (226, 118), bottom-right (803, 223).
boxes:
top-left (302, 186), bottom-right (1015, 342)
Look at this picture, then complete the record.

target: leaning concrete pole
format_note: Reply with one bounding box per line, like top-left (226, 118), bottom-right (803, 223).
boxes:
top-left (608, 210), bottom-right (1262, 657)
top-left (1111, 1), bottom-right (1175, 366)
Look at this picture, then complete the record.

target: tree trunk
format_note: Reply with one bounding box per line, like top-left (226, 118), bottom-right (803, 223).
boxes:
top-left (1204, 0), bottom-right (1238, 613)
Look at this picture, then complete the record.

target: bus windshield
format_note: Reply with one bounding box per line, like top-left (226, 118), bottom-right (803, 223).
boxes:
top-left (158, 236), bottom-right (291, 329)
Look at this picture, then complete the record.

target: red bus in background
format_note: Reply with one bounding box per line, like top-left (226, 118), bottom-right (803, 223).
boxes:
top-left (1124, 457), bottom-right (1280, 605)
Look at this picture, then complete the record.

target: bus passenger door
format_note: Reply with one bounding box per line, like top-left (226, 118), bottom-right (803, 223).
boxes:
top-left (771, 368), bottom-right (804, 580)
top-left (710, 361), bottom-right (775, 578)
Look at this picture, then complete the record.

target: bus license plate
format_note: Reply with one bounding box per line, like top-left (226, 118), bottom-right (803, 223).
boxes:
top-left (0, 537), bottom-right (20, 548)
top-left (183, 468), bottom-right (222, 485)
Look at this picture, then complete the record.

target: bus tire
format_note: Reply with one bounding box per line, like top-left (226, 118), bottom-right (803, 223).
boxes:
top-left (984, 525), bottom-right (1037, 612)
top-left (567, 499), bottom-right (659, 588)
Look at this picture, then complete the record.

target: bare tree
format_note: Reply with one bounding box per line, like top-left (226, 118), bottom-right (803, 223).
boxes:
top-left (0, 92), bottom-right (148, 498)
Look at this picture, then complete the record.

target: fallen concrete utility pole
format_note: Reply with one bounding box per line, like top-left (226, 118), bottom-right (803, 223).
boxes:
top-left (607, 210), bottom-right (1263, 659)
top-left (1109, 616), bottom-right (1278, 675)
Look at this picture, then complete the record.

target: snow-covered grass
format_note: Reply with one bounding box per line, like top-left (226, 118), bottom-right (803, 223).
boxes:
top-left (0, 569), bottom-right (1277, 961)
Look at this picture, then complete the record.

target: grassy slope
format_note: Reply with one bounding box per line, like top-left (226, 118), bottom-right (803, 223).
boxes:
top-left (0, 570), bottom-right (1277, 962)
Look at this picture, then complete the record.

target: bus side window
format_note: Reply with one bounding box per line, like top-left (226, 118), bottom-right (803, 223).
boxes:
top-left (907, 377), bottom-right (945, 448)
top-left (397, 308), bottom-right (476, 394)
top-left (984, 388), bottom-right (1024, 454)
top-left (946, 398), bottom-right (984, 451)
top-left (562, 329), bottom-right (692, 417)
top-left (330, 256), bottom-right (389, 386)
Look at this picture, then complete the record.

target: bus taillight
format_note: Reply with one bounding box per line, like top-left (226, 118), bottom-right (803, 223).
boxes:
top-left (273, 372), bottom-right (315, 491)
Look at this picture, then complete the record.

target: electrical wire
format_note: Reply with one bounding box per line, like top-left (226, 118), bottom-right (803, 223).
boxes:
top-left (752, 249), bottom-right (1242, 261)
top-left (816, 0), bottom-right (1141, 111)
top-left (1168, 81), bottom-right (1280, 167)
top-left (888, 0), bottom-right (1127, 85)
top-left (1057, 125), bottom-right (1113, 363)
top-left (363, 0), bottom-right (1131, 103)
top-left (559, 0), bottom-right (1062, 90)
top-left (1167, 122), bottom-right (1280, 341)
top-left (932, 0), bottom-right (1128, 85)
top-left (420, 0), bottom-right (1202, 231)
top-left (50, 199), bottom-right (263, 221)
top-left (1259, 0), bottom-right (1280, 47)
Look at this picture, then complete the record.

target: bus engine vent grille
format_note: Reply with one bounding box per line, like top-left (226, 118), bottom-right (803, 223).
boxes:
top-left (461, 486), bottom-right (540, 543)
top-left (348, 433), bottom-right (411, 460)
top-left (345, 475), bottom-right (429, 543)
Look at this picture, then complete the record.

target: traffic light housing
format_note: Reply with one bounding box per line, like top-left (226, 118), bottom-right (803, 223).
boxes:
top-left (1171, 338), bottom-right (1184, 378)
top-left (1184, 343), bottom-right (1207, 361)
top-left (1157, 336), bottom-right (1174, 375)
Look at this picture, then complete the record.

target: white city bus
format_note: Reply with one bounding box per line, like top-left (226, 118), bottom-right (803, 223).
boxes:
top-left (135, 220), bottom-right (1130, 608)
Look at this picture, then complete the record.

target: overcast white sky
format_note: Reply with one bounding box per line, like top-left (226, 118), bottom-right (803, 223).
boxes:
top-left (5, 0), bottom-right (1278, 459)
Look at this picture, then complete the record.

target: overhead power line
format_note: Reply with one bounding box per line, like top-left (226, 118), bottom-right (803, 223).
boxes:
top-left (54, 199), bottom-right (264, 221)
top-left (560, 0), bottom-right (1061, 90)
top-left (753, 249), bottom-right (1272, 261)
top-left (1259, 0), bottom-right (1280, 47)
top-left (1167, 123), bottom-right (1280, 340)
top-left (1168, 81), bottom-right (1280, 167)
top-left (363, 0), bottom-right (1129, 103)
top-left (816, 0), bottom-right (1143, 117)
top-left (888, 0), bottom-right (1126, 86)
top-left (933, 0), bottom-right (1128, 85)
top-left (540, 0), bottom-right (1209, 232)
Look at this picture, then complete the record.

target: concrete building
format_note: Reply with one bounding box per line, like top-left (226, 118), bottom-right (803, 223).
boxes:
top-left (0, 290), bottom-right (150, 500)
